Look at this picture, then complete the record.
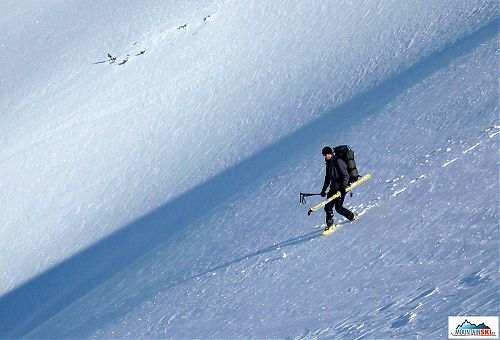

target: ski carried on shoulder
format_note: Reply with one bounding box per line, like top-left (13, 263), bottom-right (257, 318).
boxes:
top-left (307, 174), bottom-right (373, 216)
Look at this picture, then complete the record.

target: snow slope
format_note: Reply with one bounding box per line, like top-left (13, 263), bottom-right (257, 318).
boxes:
top-left (0, 0), bottom-right (498, 338)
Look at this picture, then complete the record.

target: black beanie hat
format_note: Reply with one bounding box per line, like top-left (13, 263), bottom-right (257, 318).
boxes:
top-left (322, 146), bottom-right (333, 155)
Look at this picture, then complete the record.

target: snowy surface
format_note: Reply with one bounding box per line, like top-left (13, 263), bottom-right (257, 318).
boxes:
top-left (0, 0), bottom-right (498, 338)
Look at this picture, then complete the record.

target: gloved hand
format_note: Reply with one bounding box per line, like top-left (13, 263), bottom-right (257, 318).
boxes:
top-left (320, 190), bottom-right (326, 197)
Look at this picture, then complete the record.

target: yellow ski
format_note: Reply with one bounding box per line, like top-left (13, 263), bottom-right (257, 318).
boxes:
top-left (322, 225), bottom-right (338, 236)
top-left (307, 174), bottom-right (373, 216)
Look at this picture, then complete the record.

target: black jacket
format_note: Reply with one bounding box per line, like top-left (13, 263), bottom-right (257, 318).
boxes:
top-left (322, 157), bottom-right (350, 193)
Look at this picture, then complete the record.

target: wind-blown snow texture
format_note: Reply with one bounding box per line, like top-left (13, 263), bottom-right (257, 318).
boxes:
top-left (0, 0), bottom-right (498, 338)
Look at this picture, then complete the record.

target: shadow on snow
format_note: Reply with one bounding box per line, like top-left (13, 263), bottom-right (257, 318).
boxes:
top-left (188, 230), bottom-right (323, 281)
top-left (0, 19), bottom-right (497, 338)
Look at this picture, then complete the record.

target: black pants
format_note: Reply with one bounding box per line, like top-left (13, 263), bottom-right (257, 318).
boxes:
top-left (324, 191), bottom-right (354, 226)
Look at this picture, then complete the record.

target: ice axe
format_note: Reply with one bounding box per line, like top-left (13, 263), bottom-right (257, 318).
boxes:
top-left (300, 190), bottom-right (354, 205)
top-left (299, 192), bottom-right (321, 205)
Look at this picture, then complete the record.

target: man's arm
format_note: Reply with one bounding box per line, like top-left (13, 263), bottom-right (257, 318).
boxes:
top-left (336, 159), bottom-right (350, 188)
top-left (321, 175), bottom-right (330, 196)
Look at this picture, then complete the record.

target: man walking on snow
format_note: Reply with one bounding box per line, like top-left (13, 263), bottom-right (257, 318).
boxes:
top-left (320, 146), bottom-right (358, 232)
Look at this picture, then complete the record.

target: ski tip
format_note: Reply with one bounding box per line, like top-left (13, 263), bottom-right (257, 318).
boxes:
top-left (307, 209), bottom-right (313, 216)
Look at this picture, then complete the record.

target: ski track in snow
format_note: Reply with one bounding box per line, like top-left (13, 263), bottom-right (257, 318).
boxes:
top-left (2, 1), bottom-right (498, 338)
top-left (253, 124), bottom-right (497, 278)
top-left (94, 8), bottom-right (220, 66)
top-left (349, 124), bottom-right (499, 218)
top-left (306, 122), bottom-right (498, 234)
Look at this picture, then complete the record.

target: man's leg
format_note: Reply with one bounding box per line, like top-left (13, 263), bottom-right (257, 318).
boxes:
top-left (334, 193), bottom-right (355, 221)
top-left (324, 200), bottom-right (335, 228)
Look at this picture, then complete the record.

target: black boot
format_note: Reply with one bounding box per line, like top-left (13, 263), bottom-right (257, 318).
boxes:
top-left (325, 217), bottom-right (334, 231)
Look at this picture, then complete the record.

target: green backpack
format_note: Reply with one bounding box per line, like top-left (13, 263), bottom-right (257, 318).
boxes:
top-left (333, 145), bottom-right (360, 184)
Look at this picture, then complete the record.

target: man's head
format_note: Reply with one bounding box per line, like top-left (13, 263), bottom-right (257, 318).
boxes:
top-left (322, 146), bottom-right (333, 160)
